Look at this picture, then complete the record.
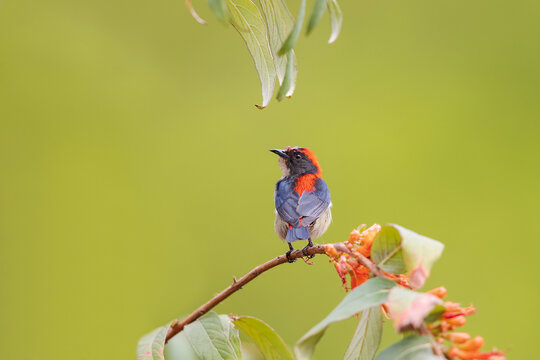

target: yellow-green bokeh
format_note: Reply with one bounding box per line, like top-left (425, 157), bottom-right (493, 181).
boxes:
top-left (1, 0), bottom-right (539, 359)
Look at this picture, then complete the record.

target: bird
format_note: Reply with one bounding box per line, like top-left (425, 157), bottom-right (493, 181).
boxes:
top-left (270, 146), bottom-right (332, 262)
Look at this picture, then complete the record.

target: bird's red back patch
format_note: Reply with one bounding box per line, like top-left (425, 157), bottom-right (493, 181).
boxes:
top-left (295, 173), bottom-right (318, 195)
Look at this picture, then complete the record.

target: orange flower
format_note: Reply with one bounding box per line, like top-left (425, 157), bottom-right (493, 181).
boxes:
top-left (324, 244), bottom-right (339, 258)
top-left (349, 224), bottom-right (381, 257)
top-left (427, 291), bottom-right (505, 360)
top-left (350, 265), bottom-right (370, 289)
top-left (348, 228), bottom-right (363, 244)
top-left (329, 224), bottom-right (383, 291)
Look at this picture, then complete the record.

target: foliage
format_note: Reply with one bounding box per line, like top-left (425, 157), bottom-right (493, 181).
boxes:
top-left (138, 224), bottom-right (507, 360)
top-left (185, 0), bottom-right (342, 108)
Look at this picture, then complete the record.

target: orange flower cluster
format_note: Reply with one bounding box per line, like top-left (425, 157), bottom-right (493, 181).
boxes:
top-left (427, 286), bottom-right (506, 360)
top-left (325, 224), bottom-right (381, 290)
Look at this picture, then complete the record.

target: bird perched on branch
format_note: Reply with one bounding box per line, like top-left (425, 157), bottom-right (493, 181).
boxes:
top-left (270, 147), bottom-right (332, 262)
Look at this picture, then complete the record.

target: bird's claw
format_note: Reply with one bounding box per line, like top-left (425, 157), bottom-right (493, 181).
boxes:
top-left (286, 250), bottom-right (296, 263)
top-left (302, 246), bottom-right (315, 259)
top-left (302, 238), bottom-right (315, 259)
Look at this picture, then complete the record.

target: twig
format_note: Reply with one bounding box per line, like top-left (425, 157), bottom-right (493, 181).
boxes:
top-left (165, 241), bottom-right (390, 343)
top-left (165, 244), bottom-right (327, 343)
top-left (332, 243), bottom-right (386, 278)
top-left (353, 251), bottom-right (386, 278)
top-left (419, 323), bottom-right (445, 357)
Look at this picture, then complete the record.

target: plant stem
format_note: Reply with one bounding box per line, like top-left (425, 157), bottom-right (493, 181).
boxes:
top-left (165, 244), bottom-right (326, 343)
top-left (164, 241), bottom-right (385, 343)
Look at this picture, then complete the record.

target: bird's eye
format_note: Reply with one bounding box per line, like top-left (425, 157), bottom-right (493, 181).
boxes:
top-left (295, 153), bottom-right (302, 159)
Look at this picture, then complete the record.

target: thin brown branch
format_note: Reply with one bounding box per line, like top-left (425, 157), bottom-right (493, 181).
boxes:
top-left (165, 244), bottom-right (327, 343)
top-left (331, 243), bottom-right (386, 278)
top-left (419, 323), bottom-right (445, 357)
top-left (164, 241), bottom-right (389, 343)
top-left (354, 251), bottom-right (386, 278)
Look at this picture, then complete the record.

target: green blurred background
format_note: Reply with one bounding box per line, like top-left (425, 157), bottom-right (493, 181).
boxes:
top-left (1, 0), bottom-right (539, 358)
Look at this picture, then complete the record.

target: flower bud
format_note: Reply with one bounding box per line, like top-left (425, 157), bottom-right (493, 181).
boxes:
top-left (447, 315), bottom-right (467, 327)
top-left (446, 332), bottom-right (471, 344)
top-left (488, 356), bottom-right (506, 360)
top-left (427, 286), bottom-right (447, 299)
top-left (462, 305), bottom-right (477, 316)
top-left (444, 301), bottom-right (461, 312)
top-left (459, 336), bottom-right (484, 351)
top-left (448, 347), bottom-right (475, 360)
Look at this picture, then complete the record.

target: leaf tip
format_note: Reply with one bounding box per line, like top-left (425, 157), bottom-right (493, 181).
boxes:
top-left (328, 36), bottom-right (338, 44)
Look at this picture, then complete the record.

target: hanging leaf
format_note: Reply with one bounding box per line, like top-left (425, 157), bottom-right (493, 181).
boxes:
top-left (276, 51), bottom-right (295, 100)
top-left (258, 0), bottom-right (296, 83)
top-left (209, 0), bottom-right (229, 22)
top-left (186, 0), bottom-right (208, 24)
top-left (385, 287), bottom-right (443, 332)
top-left (283, 52), bottom-right (297, 98)
top-left (294, 277), bottom-right (395, 360)
top-left (326, 0), bottom-right (342, 44)
top-left (137, 320), bottom-right (176, 360)
top-left (228, 0), bottom-right (277, 108)
top-left (306, 0), bottom-right (327, 35)
top-left (375, 335), bottom-right (443, 360)
top-left (233, 316), bottom-right (294, 360)
top-left (344, 307), bottom-right (383, 360)
top-left (164, 312), bottom-right (242, 360)
top-left (278, 0), bottom-right (306, 56)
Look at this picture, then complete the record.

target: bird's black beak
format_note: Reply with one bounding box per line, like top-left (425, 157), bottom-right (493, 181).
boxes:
top-left (269, 149), bottom-right (289, 159)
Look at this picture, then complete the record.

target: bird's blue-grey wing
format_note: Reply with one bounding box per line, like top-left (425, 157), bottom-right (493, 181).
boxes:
top-left (296, 179), bottom-right (331, 224)
top-left (274, 179), bottom-right (301, 226)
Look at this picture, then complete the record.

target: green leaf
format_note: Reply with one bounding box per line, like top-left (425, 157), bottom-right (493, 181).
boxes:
top-left (209, 0), bottom-right (229, 22)
top-left (164, 312), bottom-right (241, 360)
top-left (372, 224), bottom-right (444, 289)
top-left (233, 316), bottom-right (294, 360)
top-left (326, 0), bottom-right (342, 43)
top-left (306, 0), bottom-right (326, 35)
top-left (386, 287), bottom-right (443, 332)
top-left (258, 0), bottom-right (296, 85)
top-left (186, 0), bottom-right (208, 25)
top-left (424, 304), bottom-right (446, 324)
top-left (276, 51), bottom-right (295, 100)
top-left (164, 331), bottom-right (199, 360)
top-left (344, 307), bottom-right (383, 360)
top-left (393, 224), bottom-right (444, 289)
top-left (371, 225), bottom-right (406, 274)
top-left (294, 278), bottom-right (395, 360)
top-left (375, 335), bottom-right (442, 360)
top-left (278, 0), bottom-right (306, 56)
top-left (137, 320), bottom-right (176, 360)
top-left (227, 0), bottom-right (277, 109)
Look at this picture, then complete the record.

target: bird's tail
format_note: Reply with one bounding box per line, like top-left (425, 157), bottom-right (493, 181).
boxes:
top-left (286, 226), bottom-right (310, 242)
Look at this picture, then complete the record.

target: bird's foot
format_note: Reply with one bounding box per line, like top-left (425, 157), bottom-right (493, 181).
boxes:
top-left (285, 250), bottom-right (296, 263)
top-left (302, 238), bottom-right (315, 259)
top-left (286, 243), bottom-right (296, 263)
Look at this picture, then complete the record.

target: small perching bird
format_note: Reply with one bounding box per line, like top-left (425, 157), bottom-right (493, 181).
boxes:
top-left (270, 146), bottom-right (332, 262)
